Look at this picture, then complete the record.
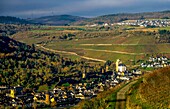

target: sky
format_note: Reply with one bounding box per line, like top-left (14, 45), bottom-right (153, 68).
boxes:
top-left (1, 0), bottom-right (170, 18)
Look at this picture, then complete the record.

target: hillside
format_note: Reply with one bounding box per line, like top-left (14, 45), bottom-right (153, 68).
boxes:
top-left (73, 10), bottom-right (170, 25)
top-left (30, 15), bottom-right (87, 26)
top-left (0, 16), bottom-right (33, 24)
top-left (0, 36), bottom-right (105, 90)
top-left (12, 25), bottom-right (170, 63)
top-left (1, 11), bottom-right (170, 26)
top-left (128, 67), bottom-right (170, 108)
top-left (77, 67), bottom-right (170, 109)
top-left (0, 36), bottom-right (26, 53)
top-left (0, 24), bottom-right (34, 37)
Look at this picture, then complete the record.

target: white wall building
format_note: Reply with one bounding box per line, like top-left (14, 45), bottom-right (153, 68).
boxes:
top-left (118, 64), bottom-right (127, 72)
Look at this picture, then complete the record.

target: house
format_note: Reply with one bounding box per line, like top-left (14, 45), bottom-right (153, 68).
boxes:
top-left (141, 56), bottom-right (170, 68)
top-left (75, 93), bottom-right (85, 99)
top-left (119, 76), bottom-right (130, 81)
top-left (141, 63), bottom-right (147, 68)
top-left (132, 69), bottom-right (142, 75)
top-left (118, 64), bottom-right (127, 72)
top-left (115, 59), bottom-right (127, 72)
top-left (113, 79), bottom-right (119, 84)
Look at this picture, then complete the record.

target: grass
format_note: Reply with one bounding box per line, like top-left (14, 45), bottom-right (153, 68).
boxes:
top-left (127, 67), bottom-right (170, 109)
top-left (16, 35), bottom-right (170, 64)
top-left (142, 67), bottom-right (155, 71)
top-left (77, 44), bottom-right (169, 53)
top-left (106, 92), bottom-right (117, 109)
top-left (106, 82), bottom-right (130, 109)
top-left (43, 34), bottom-right (170, 63)
top-left (158, 26), bottom-right (170, 30)
top-left (139, 67), bottom-right (170, 108)
top-left (127, 78), bottom-right (153, 109)
top-left (127, 26), bottom-right (170, 32)
top-left (13, 26), bottom-right (170, 64)
top-left (75, 81), bottom-right (131, 109)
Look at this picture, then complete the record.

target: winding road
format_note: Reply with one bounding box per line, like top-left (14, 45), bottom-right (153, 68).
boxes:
top-left (81, 48), bottom-right (144, 55)
top-left (116, 80), bottom-right (137, 109)
top-left (36, 44), bottom-right (106, 63)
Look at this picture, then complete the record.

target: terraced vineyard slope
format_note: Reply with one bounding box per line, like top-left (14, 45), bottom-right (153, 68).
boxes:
top-left (127, 67), bottom-right (170, 109)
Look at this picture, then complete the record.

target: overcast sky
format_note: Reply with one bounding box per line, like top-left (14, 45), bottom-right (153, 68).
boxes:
top-left (1, 0), bottom-right (170, 18)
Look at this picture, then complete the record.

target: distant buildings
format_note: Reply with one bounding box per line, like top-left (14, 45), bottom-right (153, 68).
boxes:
top-left (85, 19), bottom-right (170, 28)
top-left (141, 56), bottom-right (170, 68)
top-left (116, 19), bottom-right (170, 27)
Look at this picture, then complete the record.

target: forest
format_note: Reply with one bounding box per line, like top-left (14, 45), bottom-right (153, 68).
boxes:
top-left (0, 36), bottom-right (105, 90)
top-left (157, 30), bottom-right (170, 43)
top-left (0, 16), bottom-right (33, 25)
top-left (0, 24), bottom-right (36, 37)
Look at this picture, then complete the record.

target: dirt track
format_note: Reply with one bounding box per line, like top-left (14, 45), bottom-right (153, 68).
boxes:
top-left (82, 48), bottom-right (144, 55)
top-left (116, 80), bottom-right (137, 109)
top-left (36, 45), bottom-right (106, 62)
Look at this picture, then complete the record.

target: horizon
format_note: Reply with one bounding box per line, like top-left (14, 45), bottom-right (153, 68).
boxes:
top-left (1, 10), bottom-right (170, 19)
top-left (1, 0), bottom-right (170, 19)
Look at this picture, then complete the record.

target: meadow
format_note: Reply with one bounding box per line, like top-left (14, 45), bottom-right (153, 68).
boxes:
top-left (12, 26), bottom-right (170, 64)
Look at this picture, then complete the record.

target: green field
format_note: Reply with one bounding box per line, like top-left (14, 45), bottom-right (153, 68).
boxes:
top-left (13, 26), bottom-right (170, 63)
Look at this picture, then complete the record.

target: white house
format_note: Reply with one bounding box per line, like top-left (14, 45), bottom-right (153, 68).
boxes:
top-left (118, 64), bottom-right (127, 72)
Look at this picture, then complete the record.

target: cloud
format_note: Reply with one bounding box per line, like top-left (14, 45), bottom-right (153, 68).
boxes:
top-left (0, 0), bottom-right (170, 18)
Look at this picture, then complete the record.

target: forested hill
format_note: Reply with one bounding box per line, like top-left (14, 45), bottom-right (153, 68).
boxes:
top-left (0, 16), bottom-right (33, 24)
top-left (73, 10), bottom-right (170, 25)
top-left (30, 15), bottom-right (87, 26)
top-left (0, 36), bottom-right (72, 89)
top-left (0, 36), bottom-right (104, 90)
top-left (0, 36), bottom-right (26, 53)
top-left (0, 24), bottom-right (34, 37)
top-left (1, 11), bottom-right (170, 26)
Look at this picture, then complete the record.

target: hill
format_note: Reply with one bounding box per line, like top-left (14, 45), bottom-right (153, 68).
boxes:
top-left (128, 67), bottom-right (170, 108)
top-left (0, 16), bottom-right (33, 24)
top-left (0, 36), bottom-right (106, 91)
top-left (1, 11), bottom-right (170, 26)
top-left (12, 25), bottom-right (170, 63)
top-left (73, 10), bottom-right (170, 25)
top-left (0, 36), bottom-right (26, 53)
top-left (30, 15), bottom-right (87, 26)
top-left (0, 24), bottom-right (34, 37)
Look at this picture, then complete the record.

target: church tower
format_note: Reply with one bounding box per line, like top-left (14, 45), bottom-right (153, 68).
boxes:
top-left (116, 59), bottom-right (120, 72)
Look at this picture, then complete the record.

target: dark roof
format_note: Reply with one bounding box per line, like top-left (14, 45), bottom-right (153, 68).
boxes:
top-left (118, 64), bottom-right (126, 66)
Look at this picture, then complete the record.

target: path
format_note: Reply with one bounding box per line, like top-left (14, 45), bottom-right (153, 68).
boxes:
top-left (116, 80), bottom-right (137, 109)
top-left (80, 44), bottom-right (158, 46)
top-left (80, 44), bottom-right (139, 46)
top-left (81, 48), bottom-right (144, 55)
top-left (36, 45), bottom-right (106, 63)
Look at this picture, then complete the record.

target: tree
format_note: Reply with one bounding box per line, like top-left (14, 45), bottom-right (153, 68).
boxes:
top-left (38, 84), bottom-right (49, 92)
top-left (105, 60), bottom-right (112, 66)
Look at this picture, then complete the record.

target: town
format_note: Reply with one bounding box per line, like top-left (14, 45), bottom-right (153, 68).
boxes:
top-left (86, 19), bottom-right (170, 28)
top-left (116, 19), bottom-right (170, 27)
top-left (1, 56), bottom-right (170, 108)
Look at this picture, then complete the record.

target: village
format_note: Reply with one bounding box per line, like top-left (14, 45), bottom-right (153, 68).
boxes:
top-left (0, 56), bottom-right (170, 108)
top-left (116, 19), bottom-right (170, 27)
top-left (86, 19), bottom-right (170, 28)
top-left (141, 56), bottom-right (170, 68)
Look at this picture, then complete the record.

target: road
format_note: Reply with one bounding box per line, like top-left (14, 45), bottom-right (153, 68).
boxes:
top-left (80, 48), bottom-right (144, 55)
top-left (80, 44), bottom-right (140, 46)
top-left (36, 44), bottom-right (106, 63)
top-left (116, 80), bottom-right (137, 109)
